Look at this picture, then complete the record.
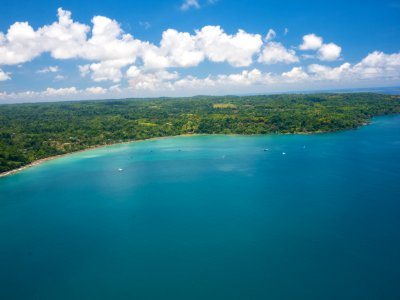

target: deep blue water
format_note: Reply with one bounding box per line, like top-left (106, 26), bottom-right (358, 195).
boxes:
top-left (1, 115), bottom-right (400, 300)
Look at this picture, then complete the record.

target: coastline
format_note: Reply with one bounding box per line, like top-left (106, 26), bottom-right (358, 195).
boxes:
top-left (0, 134), bottom-right (200, 179)
top-left (0, 119), bottom-right (376, 179)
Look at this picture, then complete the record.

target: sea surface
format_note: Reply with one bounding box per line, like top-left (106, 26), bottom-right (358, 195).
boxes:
top-left (1, 115), bottom-right (400, 300)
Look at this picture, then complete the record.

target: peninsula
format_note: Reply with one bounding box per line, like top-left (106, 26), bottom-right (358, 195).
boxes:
top-left (1, 93), bottom-right (400, 175)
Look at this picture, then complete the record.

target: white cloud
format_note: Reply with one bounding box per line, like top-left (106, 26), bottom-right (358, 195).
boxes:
top-left (217, 69), bottom-right (274, 86)
top-left (54, 74), bottom-right (66, 81)
top-left (128, 69), bottom-right (179, 91)
top-left (86, 86), bottom-right (107, 94)
top-left (83, 15), bottom-right (141, 64)
top-left (265, 29), bottom-right (276, 41)
top-left (0, 9), bottom-right (262, 81)
top-left (1, 8), bottom-right (399, 99)
top-left (40, 8), bottom-right (90, 60)
top-left (0, 21), bottom-right (42, 65)
top-left (308, 63), bottom-right (351, 80)
top-left (0, 8), bottom-right (141, 83)
top-left (0, 86), bottom-right (115, 102)
top-left (358, 51), bottom-right (400, 67)
top-left (141, 26), bottom-right (262, 69)
top-left (0, 69), bottom-right (11, 81)
top-left (168, 68), bottom-right (307, 92)
top-left (318, 43), bottom-right (341, 61)
top-left (308, 52), bottom-right (400, 81)
top-left (141, 29), bottom-right (204, 69)
top-left (126, 65), bottom-right (141, 78)
top-left (160, 29), bottom-right (205, 67)
top-left (282, 67), bottom-right (309, 81)
top-left (300, 34), bottom-right (323, 50)
top-left (78, 64), bottom-right (91, 77)
top-left (300, 34), bottom-right (341, 61)
top-left (195, 26), bottom-right (263, 67)
top-left (109, 84), bottom-right (122, 92)
top-left (128, 68), bottom-right (275, 93)
top-left (79, 60), bottom-right (127, 82)
top-left (37, 65), bottom-right (60, 73)
top-left (44, 86), bottom-right (78, 96)
top-left (258, 42), bottom-right (299, 64)
top-left (2, 50), bottom-right (400, 101)
top-left (352, 51), bottom-right (400, 79)
top-left (180, 0), bottom-right (200, 11)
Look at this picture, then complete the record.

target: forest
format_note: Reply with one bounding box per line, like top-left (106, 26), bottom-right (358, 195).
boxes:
top-left (1, 93), bottom-right (400, 173)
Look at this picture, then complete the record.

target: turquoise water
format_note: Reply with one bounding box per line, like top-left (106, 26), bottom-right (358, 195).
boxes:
top-left (1, 115), bottom-right (400, 300)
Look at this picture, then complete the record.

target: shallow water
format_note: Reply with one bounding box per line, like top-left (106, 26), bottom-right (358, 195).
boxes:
top-left (1, 115), bottom-right (400, 299)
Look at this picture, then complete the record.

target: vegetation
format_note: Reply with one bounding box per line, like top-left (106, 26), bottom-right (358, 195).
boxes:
top-left (213, 103), bottom-right (237, 109)
top-left (1, 93), bottom-right (400, 173)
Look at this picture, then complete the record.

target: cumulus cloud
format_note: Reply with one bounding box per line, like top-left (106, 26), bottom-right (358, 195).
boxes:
top-left (299, 33), bottom-right (341, 61)
top-left (40, 8), bottom-right (90, 60)
top-left (0, 8), bottom-right (141, 81)
top-left (127, 67), bottom-right (179, 91)
top-left (1, 8), bottom-right (399, 99)
top-left (0, 8), bottom-right (295, 84)
top-left (308, 63), bottom-right (351, 80)
top-left (0, 21), bottom-right (42, 65)
top-left (258, 42), bottom-right (299, 64)
top-left (307, 52), bottom-right (400, 81)
top-left (300, 34), bottom-right (323, 50)
top-left (37, 65), bottom-right (59, 73)
top-left (0, 86), bottom-right (113, 102)
top-left (2, 49), bottom-right (400, 102)
top-left (54, 74), bottom-right (66, 81)
top-left (0, 69), bottom-right (11, 81)
top-left (79, 60), bottom-right (127, 82)
top-left (180, 0), bottom-right (200, 11)
top-left (86, 86), bottom-right (107, 94)
top-left (141, 26), bottom-right (263, 69)
top-left (195, 26), bottom-right (263, 67)
top-left (126, 51), bottom-right (400, 93)
top-left (125, 68), bottom-right (274, 93)
top-left (352, 51), bottom-right (400, 79)
top-left (141, 29), bottom-right (204, 69)
top-left (265, 29), bottom-right (276, 41)
top-left (282, 67), bottom-right (309, 81)
top-left (44, 86), bottom-right (78, 96)
top-left (318, 43), bottom-right (341, 61)
top-left (0, 8), bottom-right (266, 81)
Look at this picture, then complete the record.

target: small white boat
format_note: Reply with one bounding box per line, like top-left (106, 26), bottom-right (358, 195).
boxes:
top-left (282, 152), bottom-right (286, 155)
top-left (118, 168), bottom-right (124, 171)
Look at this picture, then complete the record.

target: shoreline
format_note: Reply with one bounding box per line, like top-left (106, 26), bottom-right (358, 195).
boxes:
top-left (0, 134), bottom-right (200, 179)
top-left (0, 120), bottom-right (376, 179)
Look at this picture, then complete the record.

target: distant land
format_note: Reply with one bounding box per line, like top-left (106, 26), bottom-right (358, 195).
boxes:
top-left (1, 92), bottom-right (400, 175)
top-left (237, 86), bottom-right (400, 97)
top-left (1, 86), bottom-right (400, 105)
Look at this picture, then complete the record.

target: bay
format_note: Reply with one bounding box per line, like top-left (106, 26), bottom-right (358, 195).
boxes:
top-left (1, 115), bottom-right (400, 299)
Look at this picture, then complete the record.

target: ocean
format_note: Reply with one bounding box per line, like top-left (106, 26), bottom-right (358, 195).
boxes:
top-left (1, 115), bottom-right (400, 299)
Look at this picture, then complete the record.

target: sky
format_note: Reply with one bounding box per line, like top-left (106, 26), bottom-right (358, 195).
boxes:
top-left (0, 0), bottom-right (399, 102)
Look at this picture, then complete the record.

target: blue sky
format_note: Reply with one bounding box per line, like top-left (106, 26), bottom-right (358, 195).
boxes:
top-left (0, 0), bottom-right (399, 102)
